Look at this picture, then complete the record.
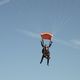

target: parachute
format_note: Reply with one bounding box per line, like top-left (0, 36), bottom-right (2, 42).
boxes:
top-left (40, 32), bottom-right (53, 65)
top-left (41, 32), bottom-right (53, 40)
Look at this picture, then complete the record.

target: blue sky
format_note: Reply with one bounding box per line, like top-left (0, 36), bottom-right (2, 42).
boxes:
top-left (0, 0), bottom-right (80, 80)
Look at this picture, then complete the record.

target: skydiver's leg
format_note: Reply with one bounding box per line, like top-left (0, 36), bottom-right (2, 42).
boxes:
top-left (40, 55), bottom-right (44, 64)
top-left (47, 54), bottom-right (50, 66)
top-left (47, 59), bottom-right (49, 66)
top-left (47, 56), bottom-right (50, 66)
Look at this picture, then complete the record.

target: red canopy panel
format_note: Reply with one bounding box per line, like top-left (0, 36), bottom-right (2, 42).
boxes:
top-left (41, 32), bottom-right (53, 40)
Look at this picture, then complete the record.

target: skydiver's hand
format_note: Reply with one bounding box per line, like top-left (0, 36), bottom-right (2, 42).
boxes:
top-left (40, 39), bottom-right (43, 42)
top-left (51, 41), bottom-right (53, 43)
top-left (42, 39), bottom-right (44, 41)
top-left (50, 40), bottom-right (53, 43)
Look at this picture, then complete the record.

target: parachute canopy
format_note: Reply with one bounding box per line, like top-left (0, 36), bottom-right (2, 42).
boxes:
top-left (41, 32), bottom-right (53, 40)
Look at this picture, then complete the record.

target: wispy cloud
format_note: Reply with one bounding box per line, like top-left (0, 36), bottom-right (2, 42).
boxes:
top-left (54, 39), bottom-right (71, 47)
top-left (70, 40), bottom-right (80, 46)
top-left (16, 29), bottom-right (80, 49)
top-left (0, 0), bottom-right (10, 6)
top-left (55, 38), bottom-right (80, 49)
top-left (16, 29), bottom-right (40, 39)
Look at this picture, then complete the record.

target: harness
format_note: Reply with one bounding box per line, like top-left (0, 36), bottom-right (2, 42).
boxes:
top-left (42, 47), bottom-right (50, 59)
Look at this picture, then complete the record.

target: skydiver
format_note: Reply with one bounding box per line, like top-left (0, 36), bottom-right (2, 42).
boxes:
top-left (40, 39), bottom-right (53, 66)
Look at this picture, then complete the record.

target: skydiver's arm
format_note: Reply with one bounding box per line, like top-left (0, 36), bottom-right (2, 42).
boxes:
top-left (49, 41), bottom-right (53, 47)
top-left (41, 39), bottom-right (44, 47)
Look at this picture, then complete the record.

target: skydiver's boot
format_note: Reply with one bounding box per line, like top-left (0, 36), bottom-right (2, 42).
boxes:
top-left (40, 55), bottom-right (44, 64)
